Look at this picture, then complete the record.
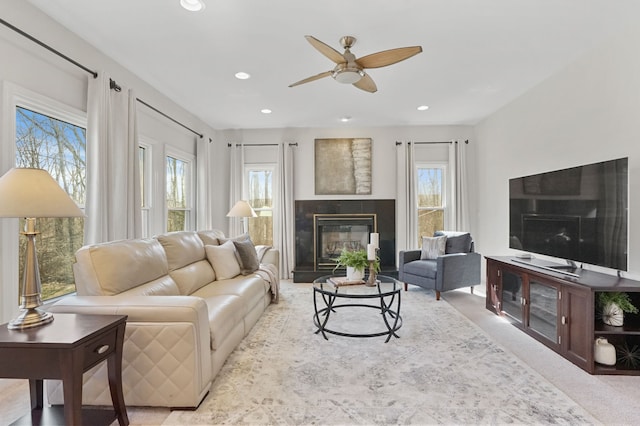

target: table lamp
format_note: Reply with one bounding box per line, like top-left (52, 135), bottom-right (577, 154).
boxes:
top-left (226, 200), bottom-right (257, 234)
top-left (0, 168), bottom-right (84, 330)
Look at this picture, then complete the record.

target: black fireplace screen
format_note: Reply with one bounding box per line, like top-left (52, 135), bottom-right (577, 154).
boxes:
top-left (314, 214), bottom-right (377, 270)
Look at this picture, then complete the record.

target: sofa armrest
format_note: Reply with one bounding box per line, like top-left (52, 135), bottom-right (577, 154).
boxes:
top-left (399, 250), bottom-right (421, 266)
top-left (257, 246), bottom-right (279, 271)
top-left (436, 252), bottom-right (482, 291)
top-left (47, 295), bottom-right (212, 408)
top-left (49, 295), bottom-right (209, 325)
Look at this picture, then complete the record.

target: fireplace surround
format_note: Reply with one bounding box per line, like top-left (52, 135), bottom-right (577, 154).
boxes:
top-left (294, 199), bottom-right (395, 282)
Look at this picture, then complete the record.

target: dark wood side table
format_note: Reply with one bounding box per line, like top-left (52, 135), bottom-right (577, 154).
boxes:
top-left (0, 313), bottom-right (129, 426)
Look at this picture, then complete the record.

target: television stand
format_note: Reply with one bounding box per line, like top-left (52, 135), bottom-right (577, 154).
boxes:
top-left (486, 256), bottom-right (640, 376)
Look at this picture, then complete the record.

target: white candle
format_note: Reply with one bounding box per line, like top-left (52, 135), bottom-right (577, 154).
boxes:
top-left (370, 233), bottom-right (379, 249)
top-left (367, 243), bottom-right (376, 260)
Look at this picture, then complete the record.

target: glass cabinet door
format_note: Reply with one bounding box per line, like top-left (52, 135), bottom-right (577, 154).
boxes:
top-left (528, 279), bottom-right (559, 343)
top-left (501, 270), bottom-right (523, 324)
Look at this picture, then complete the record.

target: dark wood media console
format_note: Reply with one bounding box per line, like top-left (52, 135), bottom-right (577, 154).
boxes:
top-left (486, 256), bottom-right (640, 375)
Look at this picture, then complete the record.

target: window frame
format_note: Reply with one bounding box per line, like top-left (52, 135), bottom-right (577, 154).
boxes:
top-left (164, 146), bottom-right (195, 232)
top-left (1, 82), bottom-right (87, 323)
top-left (138, 138), bottom-right (154, 238)
top-left (244, 163), bottom-right (276, 245)
top-left (415, 162), bottom-right (449, 241)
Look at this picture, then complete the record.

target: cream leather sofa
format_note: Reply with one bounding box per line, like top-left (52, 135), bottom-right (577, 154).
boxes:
top-left (46, 229), bottom-right (279, 409)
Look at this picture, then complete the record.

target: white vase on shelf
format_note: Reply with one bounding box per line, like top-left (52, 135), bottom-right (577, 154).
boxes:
top-left (594, 338), bottom-right (617, 366)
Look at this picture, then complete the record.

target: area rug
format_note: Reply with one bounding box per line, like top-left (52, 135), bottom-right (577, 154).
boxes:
top-left (163, 282), bottom-right (596, 425)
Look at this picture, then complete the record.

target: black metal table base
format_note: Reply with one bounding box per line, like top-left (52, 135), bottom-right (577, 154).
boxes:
top-left (313, 285), bottom-right (402, 343)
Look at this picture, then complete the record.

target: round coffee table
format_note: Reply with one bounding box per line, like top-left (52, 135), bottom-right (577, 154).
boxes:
top-left (312, 274), bottom-right (402, 343)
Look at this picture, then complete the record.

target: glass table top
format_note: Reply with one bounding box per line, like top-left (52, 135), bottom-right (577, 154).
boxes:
top-left (313, 274), bottom-right (400, 296)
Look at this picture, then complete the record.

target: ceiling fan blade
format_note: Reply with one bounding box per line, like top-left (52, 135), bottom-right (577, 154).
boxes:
top-left (288, 71), bottom-right (332, 88)
top-left (353, 73), bottom-right (377, 93)
top-left (305, 35), bottom-right (345, 64)
top-left (356, 46), bottom-right (423, 69)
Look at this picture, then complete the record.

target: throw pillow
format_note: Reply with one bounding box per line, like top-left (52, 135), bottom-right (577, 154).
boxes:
top-left (434, 231), bottom-right (472, 254)
top-left (420, 235), bottom-right (447, 260)
top-left (205, 240), bottom-right (241, 280)
top-left (233, 237), bottom-right (260, 274)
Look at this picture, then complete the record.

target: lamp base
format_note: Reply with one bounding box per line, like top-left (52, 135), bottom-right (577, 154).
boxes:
top-left (8, 308), bottom-right (53, 330)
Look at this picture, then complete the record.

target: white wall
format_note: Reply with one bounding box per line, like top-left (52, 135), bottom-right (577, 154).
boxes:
top-left (475, 23), bottom-right (640, 279)
top-left (219, 125), bottom-right (475, 209)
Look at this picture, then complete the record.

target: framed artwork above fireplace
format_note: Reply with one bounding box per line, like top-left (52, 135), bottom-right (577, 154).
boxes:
top-left (314, 138), bottom-right (372, 195)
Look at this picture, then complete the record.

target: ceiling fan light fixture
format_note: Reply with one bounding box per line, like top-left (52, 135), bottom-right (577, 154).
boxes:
top-left (180, 0), bottom-right (206, 12)
top-left (332, 67), bottom-right (364, 84)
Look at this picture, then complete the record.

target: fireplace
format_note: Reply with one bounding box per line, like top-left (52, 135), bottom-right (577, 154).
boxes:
top-left (314, 214), bottom-right (376, 270)
top-left (294, 199), bottom-right (395, 282)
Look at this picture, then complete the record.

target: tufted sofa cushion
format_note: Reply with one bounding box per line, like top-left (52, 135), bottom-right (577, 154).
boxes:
top-left (192, 274), bottom-right (269, 319)
top-left (74, 238), bottom-right (176, 296)
top-left (157, 231), bottom-right (215, 294)
top-left (157, 231), bottom-right (206, 270)
top-left (193, 294), bottom-right (245, 350)
top-left (197, 229), bottom-right (226, 246)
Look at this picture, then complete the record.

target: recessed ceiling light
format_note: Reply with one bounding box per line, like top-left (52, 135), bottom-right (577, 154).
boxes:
top-left (340, 116), bottom-right (351, 123)
top-left (235, 72), bottom-right (251, 80)
top-left (180, 0), bottom-right (206, 12)
top-left (417, 105), bottom-right (430, 111)
top-left (261, 109), bottom-right (272, 114)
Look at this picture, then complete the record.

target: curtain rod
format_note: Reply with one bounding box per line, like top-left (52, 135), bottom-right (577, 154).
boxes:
top-left (228, 143), bottom-right (299, 147)
top-left (2, 18), bottom-right (204, 140)
top-left (136, 98), bottom-right (203, 139)
top-left (0, 18), bottom-right (98, 78)
top-left (395, 140), bottom-right (470, 145)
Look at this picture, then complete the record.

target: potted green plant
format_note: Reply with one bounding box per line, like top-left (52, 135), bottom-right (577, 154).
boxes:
top-left (597, 292), bottom-right (638, 326)
top-left (332, 248), bottom-right (380, 281)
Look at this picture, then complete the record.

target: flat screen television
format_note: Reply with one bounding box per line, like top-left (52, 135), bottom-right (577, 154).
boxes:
top-left (509, 157), bottom-right (628, 271)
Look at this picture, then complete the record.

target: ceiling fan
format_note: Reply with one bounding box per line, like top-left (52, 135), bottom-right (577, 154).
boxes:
top-left (289, 35), bottom-right (422, 93)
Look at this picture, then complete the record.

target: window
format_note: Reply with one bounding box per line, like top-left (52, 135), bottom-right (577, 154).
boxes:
top-left (15, 106), bottom-right (86, 300)
top-left (246, 165), bottom-right (274, 245)
top-left (416, 164), bottom-right (446, 245)
top-left (166, 151), bottom-right (193, 232)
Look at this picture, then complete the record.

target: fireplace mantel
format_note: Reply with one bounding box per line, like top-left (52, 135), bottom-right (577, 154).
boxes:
top-left (293, 199), bottom-right (395, 282)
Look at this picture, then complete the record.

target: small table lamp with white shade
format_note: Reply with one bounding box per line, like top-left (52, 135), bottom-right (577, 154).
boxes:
top-left (0, 168), bottom-right (85, 329)
top-left (226, 200), bottom-right (257, 234)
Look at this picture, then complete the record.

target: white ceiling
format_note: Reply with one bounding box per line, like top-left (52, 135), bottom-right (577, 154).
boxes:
top-left (27, 0), bottom-right (640, 130)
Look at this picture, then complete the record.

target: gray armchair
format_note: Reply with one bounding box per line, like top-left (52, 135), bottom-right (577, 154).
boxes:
top-left (398, 231), bottom-right (481, 300)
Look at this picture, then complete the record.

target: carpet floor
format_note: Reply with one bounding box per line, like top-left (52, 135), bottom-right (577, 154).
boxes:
top-left (163, 281), bottom-right (597, 425)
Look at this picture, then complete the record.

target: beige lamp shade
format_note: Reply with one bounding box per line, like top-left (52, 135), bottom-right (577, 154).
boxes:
top-left (226, 200), bottom-right (257, 218)
top-left (0, 168), bottom-right (84, 218)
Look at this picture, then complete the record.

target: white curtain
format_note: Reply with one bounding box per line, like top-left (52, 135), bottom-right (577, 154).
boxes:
top-left (449, 140), bottom-right (470, 231)
top-left (196, 135), bottom-right (214, 230)
top-left (275, 143), bottom-right (295, 279)
top-left (396, 141), bottom-right (417, 253)
top-left (85, 73), bottom-right (141, 244)
top-left (228, 143), bottom-right (245, 236)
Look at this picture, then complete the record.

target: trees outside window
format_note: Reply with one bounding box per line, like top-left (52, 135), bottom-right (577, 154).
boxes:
top-left (166, 153), bottom-right (192, 232)
top-left (15, 106), bottom-right (86, 300)
top-left (416, 165), bottom-right (446, 245)
top-left (246, 166), bottom-right (274, 245)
